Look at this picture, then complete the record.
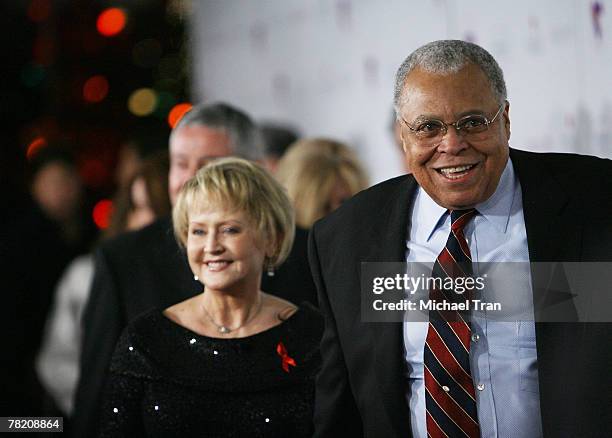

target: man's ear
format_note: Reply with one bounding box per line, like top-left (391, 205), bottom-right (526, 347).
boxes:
top-left (503, 100), bottom-right (511, 141)
top-left (399, 127), bottom-right (409, 153)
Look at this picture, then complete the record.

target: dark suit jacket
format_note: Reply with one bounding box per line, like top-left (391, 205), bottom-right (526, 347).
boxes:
top-left (262, 226), bottom-right (318, 306)
top-left (72, 217), bottom-right (316, 437)
top-left (309, 149), bottom-right (612, 437)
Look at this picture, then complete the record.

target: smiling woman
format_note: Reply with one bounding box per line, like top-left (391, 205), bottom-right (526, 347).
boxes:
top-left (173, 157), bottom-right (295, 277)
top-left (185, 208), bottom-right (267, 307)
top-left (98, 158), bottom-right (323, 437)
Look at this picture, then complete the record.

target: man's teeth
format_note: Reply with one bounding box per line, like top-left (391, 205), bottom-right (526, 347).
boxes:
top-left (439, 164), bottom-right (474, 178)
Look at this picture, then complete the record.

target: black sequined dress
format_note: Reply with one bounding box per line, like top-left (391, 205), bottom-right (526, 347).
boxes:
top-left (99, 303), bottom-right (323, 437)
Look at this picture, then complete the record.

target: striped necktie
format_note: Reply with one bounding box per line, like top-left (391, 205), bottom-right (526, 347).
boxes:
top-left (424, 209), bottom-right (480, 438)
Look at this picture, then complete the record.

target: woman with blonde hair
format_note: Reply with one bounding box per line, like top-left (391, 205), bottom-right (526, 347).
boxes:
top-left (100, 158), bottom-right (323, 437)
top-left (275, 138), bottom-right (368, 229)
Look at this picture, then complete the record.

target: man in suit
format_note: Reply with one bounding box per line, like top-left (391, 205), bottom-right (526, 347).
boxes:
top-left (309, 40), bottom-right (612, 437)
top-left (73, 102), bottom-right (266, 437)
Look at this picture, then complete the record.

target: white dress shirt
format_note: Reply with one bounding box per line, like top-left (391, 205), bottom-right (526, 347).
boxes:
top-left (404, 159), bottom-right (543, 437)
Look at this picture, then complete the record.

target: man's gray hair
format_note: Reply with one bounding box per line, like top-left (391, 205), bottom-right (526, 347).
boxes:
top-left (171, 102), bottom-right (264, 160)
top-left (393, 40), bottom-right (507, 113)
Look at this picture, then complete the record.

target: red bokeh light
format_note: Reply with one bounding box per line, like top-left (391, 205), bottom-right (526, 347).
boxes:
top-left (96, 8), bottom-right (127, 37)
top-left (83, 75), bottom-right (109, 103)
top-left (92, 199), bottom-right (114, 229)
top-left (168, 103), bottom-right (193, 128)
top-left (26, 137), bottom-right (47, 160)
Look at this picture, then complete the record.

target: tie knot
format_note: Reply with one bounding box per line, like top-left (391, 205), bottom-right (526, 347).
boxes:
top-left (450, 209), bottom-right (476, 232)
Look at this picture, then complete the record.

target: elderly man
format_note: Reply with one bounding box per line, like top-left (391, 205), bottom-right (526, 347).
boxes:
top-left (73, 103), bottom-right (264, 437)
top-left (309, 40), bottom-right (612, 437)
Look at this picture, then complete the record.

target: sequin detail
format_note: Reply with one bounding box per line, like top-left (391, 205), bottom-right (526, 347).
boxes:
top-left (100, 303), bottom-right (323, 437)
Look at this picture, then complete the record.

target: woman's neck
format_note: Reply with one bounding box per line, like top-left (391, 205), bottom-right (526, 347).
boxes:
top-left (199, 287), bottom-right (262, 334)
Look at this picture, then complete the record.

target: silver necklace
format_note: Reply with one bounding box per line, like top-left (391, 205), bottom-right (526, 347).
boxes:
top-left (201, 296), bottom-right (263, 334)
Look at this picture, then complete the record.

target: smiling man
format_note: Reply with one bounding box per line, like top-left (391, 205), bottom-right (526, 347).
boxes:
top-left (397, 62), bottom-right (509, 211)
top-left (309, 40), bottom-right (612, 437)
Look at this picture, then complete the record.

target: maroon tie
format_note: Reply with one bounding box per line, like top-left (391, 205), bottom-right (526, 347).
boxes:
top-left (424, 209), bottom-right (480, 438)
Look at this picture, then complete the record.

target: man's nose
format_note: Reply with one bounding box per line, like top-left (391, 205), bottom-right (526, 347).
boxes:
top-left (436, 126), bottom-right (468, 154)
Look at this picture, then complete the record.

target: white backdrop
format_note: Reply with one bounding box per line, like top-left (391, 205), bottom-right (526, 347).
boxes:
top-left (191, 0), bottom-right (612, 184)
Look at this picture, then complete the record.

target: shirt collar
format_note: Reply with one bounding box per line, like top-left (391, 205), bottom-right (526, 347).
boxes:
top-left (414, 157), bottom-right (516, 241)
top-left (411, 186), bottom-right (447, 242)
top-left (474, 157), bottom-right (515, 234)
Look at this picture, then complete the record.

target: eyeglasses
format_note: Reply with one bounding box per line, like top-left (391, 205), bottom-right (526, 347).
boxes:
top-left (399, 103), bottom-right (505, 146)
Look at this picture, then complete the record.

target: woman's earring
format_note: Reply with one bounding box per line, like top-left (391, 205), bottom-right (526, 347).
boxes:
top-left (265, 258), bottom-right (275, 277)
top-left (194, 275), bottom-right (199, 281)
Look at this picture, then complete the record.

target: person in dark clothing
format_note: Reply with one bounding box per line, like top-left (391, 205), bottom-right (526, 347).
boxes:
top-left (1, 196), bottom-right (74, 416)
top-left (29, 147), bottom-right (97, 257)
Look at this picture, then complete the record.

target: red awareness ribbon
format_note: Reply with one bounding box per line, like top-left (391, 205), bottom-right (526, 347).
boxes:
top-left (276, 342), bottom-right (296, 372)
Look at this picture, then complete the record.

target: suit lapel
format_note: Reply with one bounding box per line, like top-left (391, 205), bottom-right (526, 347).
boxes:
top-left (511, 149), bottom-right (581, 320)
top-left (510, 149), bottom-right (581, 262)
top-left (362, 175), bottom-right (417, 436)
top-left (510, 149), bottom-right (583, 435)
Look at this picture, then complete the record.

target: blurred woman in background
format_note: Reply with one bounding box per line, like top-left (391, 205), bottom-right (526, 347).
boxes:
top-left (36, 151), bottom-right (170, 418)
top-left (275, 138), bottom-right (368, 229)
top-left (262, 138), bottom-right (368, 307)
top-left (29, 147), bottom-right (96, 257)
top-left (106, 151), bottom-right (171, 235)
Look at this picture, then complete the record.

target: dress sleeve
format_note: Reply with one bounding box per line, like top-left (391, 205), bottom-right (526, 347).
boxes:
top-left (98, 328), bottom-right (148, 437)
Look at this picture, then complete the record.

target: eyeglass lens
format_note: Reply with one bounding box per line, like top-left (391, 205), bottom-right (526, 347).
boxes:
top-left (415, 115), bottom-right (489, 139)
